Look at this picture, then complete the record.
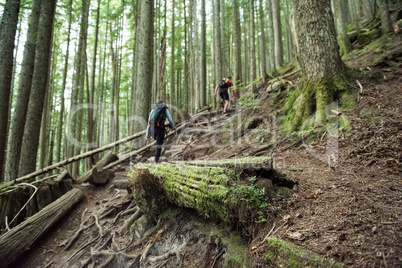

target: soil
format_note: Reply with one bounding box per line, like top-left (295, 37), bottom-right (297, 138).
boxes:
top-left (12, 35), bottom-right (402, 267)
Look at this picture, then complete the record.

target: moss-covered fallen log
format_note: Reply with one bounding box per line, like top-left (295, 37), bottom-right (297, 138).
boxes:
top-left (0, 188), bottom-right (83, 267)
top-left (128, 157), bottom-right (287, 226)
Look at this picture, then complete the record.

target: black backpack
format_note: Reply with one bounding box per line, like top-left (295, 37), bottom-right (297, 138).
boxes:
top-left (151, 101), bottom-right (167, 128)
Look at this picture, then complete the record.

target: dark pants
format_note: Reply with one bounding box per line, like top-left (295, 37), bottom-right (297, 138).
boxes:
top-left (151, 127), bottom-right (165, 163)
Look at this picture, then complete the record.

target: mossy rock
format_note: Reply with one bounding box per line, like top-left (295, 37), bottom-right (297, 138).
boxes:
top-left (265, 237), bottom-right (343, 268)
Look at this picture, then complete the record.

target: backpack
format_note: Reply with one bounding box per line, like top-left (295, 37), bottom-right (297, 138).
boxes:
top-left (151, 101), bottom-right (167, 128)
top-left (219, 78), bottom-right (229, 89)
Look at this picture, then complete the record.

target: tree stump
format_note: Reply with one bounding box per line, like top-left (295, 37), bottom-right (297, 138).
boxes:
top-left (76, 150), bottom-right (118, 185)
top-left (128, 157), bottom-right (281, 227)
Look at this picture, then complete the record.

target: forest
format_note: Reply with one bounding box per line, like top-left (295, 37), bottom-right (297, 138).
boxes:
top-left (0, 0), bottom-right (401, 267)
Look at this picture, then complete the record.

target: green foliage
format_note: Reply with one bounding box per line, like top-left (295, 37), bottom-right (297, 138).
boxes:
top-left (238, 93), bottom-right (260, 110)
top-left (234, 176), bottom-right (268, 223)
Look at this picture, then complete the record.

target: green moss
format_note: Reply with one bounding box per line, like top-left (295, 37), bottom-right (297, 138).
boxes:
top-left (210, 227), bottom-right (250, 268)
top-left (266, 237), bottom-right (343, 268)
top-left (281, 77), bottom-right (348, 133)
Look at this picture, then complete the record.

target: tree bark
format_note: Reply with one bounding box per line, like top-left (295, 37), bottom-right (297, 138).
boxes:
top-left (266, 0), bottom-right (277, 75)
top-left (334, 0), bottom-right (352, 56)
top-left (258, 0), bottom-right (268, 83)
top-left (170, 0), bottom-right (176, 114)
top-left (0, 0), bottom-right (21, 182)
top-left (213, 0), bottom-right (222, 80)
top-left (201, 0), bottom-right (206, 108)
top-left (378, 0), bottom-right (393, 34)
top-left (18, 0), bottom-right (56, 177)
top-left (133, 0), bottom-right (154, 136)
top-left (5, 0), bottom-right (41, 181)
top-left (271, 0), bottom-right (283, 68)
top-left (249, 0), bottom-right (257, 94)
top-left (0, 188), bottom-right (83, 268)
top-left (289, 0), bottom-right (349, 131)
top-left (232, 0), bottom-right (242, 97)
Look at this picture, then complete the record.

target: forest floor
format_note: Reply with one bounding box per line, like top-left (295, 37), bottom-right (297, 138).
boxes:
top-left (15, 35), bottom-right (401, 267)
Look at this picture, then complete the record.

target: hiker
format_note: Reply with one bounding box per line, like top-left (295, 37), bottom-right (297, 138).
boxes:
top-left (145, 100), bottom-right (177, 164)
top-left (213, 77), bottom-right (233, 114)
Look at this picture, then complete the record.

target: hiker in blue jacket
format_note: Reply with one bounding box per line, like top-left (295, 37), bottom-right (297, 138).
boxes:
top-left (146, 100), bottom-right (177, 164)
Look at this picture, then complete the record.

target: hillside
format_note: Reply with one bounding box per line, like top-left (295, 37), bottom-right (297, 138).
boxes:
top-left (12, 34), bottom-right (402, 267)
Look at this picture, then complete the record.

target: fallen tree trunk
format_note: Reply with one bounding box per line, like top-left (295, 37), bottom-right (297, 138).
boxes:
top-left (0, 188), bottom-right (84, 267)
top-left (128, 157), bottom-right (283, 227)
top-left (76, 151), bottom-right (118, 185)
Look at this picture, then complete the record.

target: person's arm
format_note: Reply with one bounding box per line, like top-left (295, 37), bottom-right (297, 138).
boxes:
top-left (213, 84), bottom-right (219, 97)
top-left (145, 110), bottom-right (153, 137)
top-left (165, 109), bottom-right (176, 131)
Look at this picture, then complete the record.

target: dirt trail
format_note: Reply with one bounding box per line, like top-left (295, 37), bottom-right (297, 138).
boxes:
top-left (13, 53), bottom-right (402, 267)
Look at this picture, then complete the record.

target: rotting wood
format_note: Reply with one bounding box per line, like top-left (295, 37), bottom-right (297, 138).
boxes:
top-left (128, 157), bottom-right (278, 226)
top-left (0, 188), bottom-right (84, 267)
top-left (55, 170), bottom-right (72, 182)
top-left (76, 151), bottom-right (118, 185)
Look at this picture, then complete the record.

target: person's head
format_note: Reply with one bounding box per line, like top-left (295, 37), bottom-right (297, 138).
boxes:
top-left (228, 76), bottom-right (232, 79)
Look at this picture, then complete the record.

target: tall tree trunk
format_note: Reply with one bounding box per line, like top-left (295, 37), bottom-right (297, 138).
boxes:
top-left (200, 0), bottom-right (206, 108)
top-left (170, 0), bottom-right (176, 114)
top-left (183, 0), bottom-right (189, 112)
top-left (69, 0), bottom-right (89, 177)
top-left (266, 0), bottom-right (277, 75)
top-left (88, 0), bottom-right (101, 151)
top-left (0, 0), bottom-right (20, 181)
top-left (288, 0), bottom-right (349, 131)
top-left (249, 0), bottom-right (257, 94)
top-left (258, 0), bottom-right (268, 83)
top-left (271, 0), bottom-right (283, 68)
top-left (213, 0), bottom-right (222, 80)
top-left (56, 0), bottom-right (73, 163)
top-left (192, 0), bottom-right (200, 112)
top-left (133, 0), bottom-right (154, 136)
top-left (378, 0), bottom-right (393, 34)
top-left (18, 0), bottom-right (56, 176)
top-left (232, 0), bottom-right (242, 96)
top-left (220, 0), bottom-right (225, 76)
top-left (5, 0), bottom-right (40, 181)
top-left (157, 0), bottom-right (167, 102)
top-left (334, 0), bottom-right (352, 56)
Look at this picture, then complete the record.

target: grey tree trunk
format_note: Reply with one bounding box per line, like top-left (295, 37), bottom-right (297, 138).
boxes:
top-left (271, 0), bottom-right (283, 68)
top-left (0, 0), bottom-right (20, 181)
top-left (378, 0), bottom-right (393, 34)
top-left (5, 0), bottom-right (40, 181)
top-left (213, 0), bottom-right (222, 80)
top-left (71, 0), bottom-right (90, 177)
top-left (249, 0), bottom-right (257, 94)
top-left (232, 0), bottom-right (242, 96)
top-left (170, 0), bottom-right (176, 113)
top-left (201, 0), bottom-right (207, 107)
top-left (56, 0), bottom-right (72, 163)
top-left (88, 0), bottom-right (101, 151)
top-left (18, 0), bottom-right (56, 176)
top-left (334, 0), bottom-right (352, 56)
top-left (133, 0), bottom-right (154, 136)
top-left (258, 0), bottom-right (268, 83)
top-left (220, 0), bottom-right (225, 76)
top-left (266, 0), bottom-right (277, 75)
